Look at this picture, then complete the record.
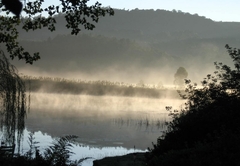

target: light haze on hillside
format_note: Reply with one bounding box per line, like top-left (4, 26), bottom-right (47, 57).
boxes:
top-left (43, 0), bottom-right (240, 22)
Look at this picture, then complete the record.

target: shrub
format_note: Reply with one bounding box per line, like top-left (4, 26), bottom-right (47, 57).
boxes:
top-left (147, 45), bottom-right (240, 165)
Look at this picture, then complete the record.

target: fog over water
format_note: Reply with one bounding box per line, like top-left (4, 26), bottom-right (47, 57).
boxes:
top-left (27, 92), bottom-right (185, 146)
top-left (1, 7), bottom-right (240, 166)
top-left (21, 92), bottom-right (184, 165)
top-left (9, 8), bottom-right (239, 166)
top-left (17, 64), bottom-right (217, 88)
top-left (30, 92), bottom-right (183, 113)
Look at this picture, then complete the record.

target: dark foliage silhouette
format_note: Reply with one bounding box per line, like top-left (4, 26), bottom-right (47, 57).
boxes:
top-left (2, 0), bottom-right (23, 17)
top-left (0, 50), bottom-right (27, 151)
top-left (147, 45), bottom-right (240, 165)
top-left (0, 0), bottom-right (114, 64)
top-left (0, 134), bottom-right (85, 166)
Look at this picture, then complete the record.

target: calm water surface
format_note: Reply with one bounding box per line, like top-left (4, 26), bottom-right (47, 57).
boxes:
top-left (22, 92), bottom-right (184, 165)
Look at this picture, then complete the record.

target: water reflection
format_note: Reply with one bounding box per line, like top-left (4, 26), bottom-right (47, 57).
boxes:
top-left (23, 92), bottom-right (184, 165)
top-left (18, 129), bottom-right (146, 166)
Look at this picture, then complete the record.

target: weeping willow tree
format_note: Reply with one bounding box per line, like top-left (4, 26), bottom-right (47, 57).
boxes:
top-left (0, 50), bottom-right (27, 150)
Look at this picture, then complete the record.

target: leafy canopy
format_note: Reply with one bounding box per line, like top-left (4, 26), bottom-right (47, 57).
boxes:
top-left (0, 0), bottom-right (114, 64)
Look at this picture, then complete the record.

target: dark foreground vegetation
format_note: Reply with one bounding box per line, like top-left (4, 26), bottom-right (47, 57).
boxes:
top-left (0, 135), bottom-right (88, 166)
top-left (22, 76), bottom-right (180, 98)
top-left (146, 45), bottom-right (240, 165)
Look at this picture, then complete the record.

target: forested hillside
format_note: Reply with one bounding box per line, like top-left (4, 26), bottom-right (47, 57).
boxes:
top-left (18, 9), bottom-right (240, 42)
top-left (11, 9), bottom-right (240, 84)
top-left (18, 34), bottom-right (169, 70)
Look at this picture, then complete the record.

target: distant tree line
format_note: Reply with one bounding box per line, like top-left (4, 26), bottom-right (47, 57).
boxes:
top-left (22, 75), bottom-right (180, 98)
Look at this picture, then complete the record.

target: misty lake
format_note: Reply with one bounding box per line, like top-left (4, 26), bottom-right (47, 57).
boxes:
top-left (20, 92), bottom-right (184, 165)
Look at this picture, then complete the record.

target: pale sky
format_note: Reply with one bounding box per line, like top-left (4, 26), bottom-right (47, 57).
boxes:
top-left (42, 0), bottom-right (240, 22)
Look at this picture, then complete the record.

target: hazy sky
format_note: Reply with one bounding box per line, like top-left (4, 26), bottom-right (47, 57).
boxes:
top-left (43, 0), bottom-right (240, 22)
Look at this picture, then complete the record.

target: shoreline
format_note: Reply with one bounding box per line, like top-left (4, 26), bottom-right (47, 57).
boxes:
top-left (93, 152), bottom-right (147, 166)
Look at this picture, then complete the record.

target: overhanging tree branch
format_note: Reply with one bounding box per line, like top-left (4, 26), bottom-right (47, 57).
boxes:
top-left (0, 0), bottom-right (114, 64)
